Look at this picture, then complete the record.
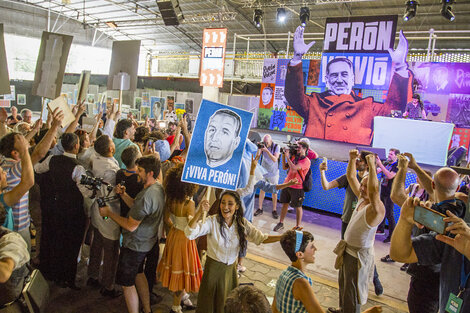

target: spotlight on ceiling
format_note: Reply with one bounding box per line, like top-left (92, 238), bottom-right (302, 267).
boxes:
top-left (403, 0), bottom-right (419, 22)
top-left (441, 0), bottom-right (455, 21)
top-left (299, 6), bottom-right (310, 27)
top-left (277, 7), bottom-right (287, 23)
top-left (253, 9), bottom-right (263, 28)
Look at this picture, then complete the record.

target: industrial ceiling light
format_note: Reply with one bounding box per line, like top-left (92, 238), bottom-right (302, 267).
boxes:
top-left (441, 0), bottom-right (455, 21)
top-left (299, 6), bottom-right (310, 27)
top-left (403, 0), bottom-right (419, 22)
top-left (253, 9), bottom-right (263, 28)
top-left (277, 7), bottom-right (287, 23)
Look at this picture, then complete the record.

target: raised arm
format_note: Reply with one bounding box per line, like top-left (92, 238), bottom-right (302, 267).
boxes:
top-left (0, 108), bottom-right (9, 138)
top-left (89, 111), bottom-right (103, 144)
top-left (65, 101), bottom-right (85, 133)
top-left (319, 161), bottom-right (339, 190)
top-left (390, 154), bottom-right (409, 206)
top-left (404, 152), bottom-right (433, 196)
top-left (3, 135), bottom-right (34, 206)
top-left (25, 119), bottom-right (42, 143)
top-left (390, 197), bottom-right (419, 263)
top-left (365, 154), bottom-right (385, 227)
top-left (30, 108), bottom-right (64, 165)
top-left (180, 116), bottom-right (191, 159)
top-left (169, 125), bottom-right (181, 154)
top-left (187, 200), bottom-right (210, 229)
top-left (346, 150), bottom-right (361, 198)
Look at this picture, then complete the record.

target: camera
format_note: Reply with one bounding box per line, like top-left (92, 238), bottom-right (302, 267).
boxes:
top-left (257, 142), bottom-right (265, 149)
top-left (280, 143), bottom-right (299, 156)
top-left (80, 175), bottom-right (114, 194)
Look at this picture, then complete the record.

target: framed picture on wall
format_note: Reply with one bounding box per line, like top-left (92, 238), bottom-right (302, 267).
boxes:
top-left (17, 94), bottom-right (26, 105)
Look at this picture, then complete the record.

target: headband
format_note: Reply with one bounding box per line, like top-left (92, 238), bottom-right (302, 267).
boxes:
top-left (295, 230), bottom-right (303, 253)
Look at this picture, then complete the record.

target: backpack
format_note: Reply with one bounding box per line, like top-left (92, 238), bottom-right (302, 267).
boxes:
top-left (298, 168), bottom-right (313, 192)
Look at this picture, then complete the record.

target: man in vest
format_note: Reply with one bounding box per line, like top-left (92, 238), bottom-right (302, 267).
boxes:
top-left (34, 132), bottom-right (89, 289)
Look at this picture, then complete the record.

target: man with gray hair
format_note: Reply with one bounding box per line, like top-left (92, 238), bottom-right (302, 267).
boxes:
top-left (20, 109), bottom-right (32, 125)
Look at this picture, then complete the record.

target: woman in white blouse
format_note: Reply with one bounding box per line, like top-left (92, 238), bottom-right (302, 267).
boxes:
top-left (185, 190), bottom-right (280, 313)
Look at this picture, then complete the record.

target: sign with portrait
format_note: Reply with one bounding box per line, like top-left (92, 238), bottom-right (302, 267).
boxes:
top-left (182, 99), bottom-right (253, 190)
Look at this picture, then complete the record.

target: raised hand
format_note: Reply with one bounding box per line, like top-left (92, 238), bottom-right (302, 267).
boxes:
top-left (388, 30), bottom-right (409, 66)
top-left (14, 134), bottom-right (29, 155)
top-left (397, 154), bottom-right (409, 169)
top-left (436, 210), bottom-right (470, 259)
top-left (0, 108), bottom-right (8, 124)
top-left (51, 108), bottom-right (64, 128)
top-left (292, 26), bottom-right (315, 63)
top-left (199, 199), bottom-right (210, 213)
top-left (250, 153), bottom-right (260, 174)
top-left (403, 152), bottom-right (418, 170)
top-left (349, 149), bottom-right (359, 160)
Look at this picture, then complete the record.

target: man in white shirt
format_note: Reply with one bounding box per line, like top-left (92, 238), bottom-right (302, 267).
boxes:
top-left (87, 134), bottom-right (122, 298)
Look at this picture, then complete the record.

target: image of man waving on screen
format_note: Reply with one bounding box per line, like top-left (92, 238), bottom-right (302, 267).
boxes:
top-left (284, 26), bottom-right (413, 145)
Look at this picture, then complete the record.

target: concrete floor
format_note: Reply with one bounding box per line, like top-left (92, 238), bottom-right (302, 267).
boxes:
top-left (42, 197), bottom-right (410, 313)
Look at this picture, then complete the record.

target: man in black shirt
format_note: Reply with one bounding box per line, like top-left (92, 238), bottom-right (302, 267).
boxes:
top-left (376, 148), bottom-right (399, 245)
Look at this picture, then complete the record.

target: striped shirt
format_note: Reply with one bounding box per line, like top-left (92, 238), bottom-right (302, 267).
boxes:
top-left (275, 266), bottom-right (312, 313)
top-left (3, 159), bottom-right (30, 231)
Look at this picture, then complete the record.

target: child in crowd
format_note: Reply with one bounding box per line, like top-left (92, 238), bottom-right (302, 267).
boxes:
top-left (273, 230), bottom-right (381, 313)
top-left (157, 163), bottom-right (203, 313)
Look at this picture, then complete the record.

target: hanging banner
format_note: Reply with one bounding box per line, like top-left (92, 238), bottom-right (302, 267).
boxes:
top-left (200, 28), bottom-right (228, 88)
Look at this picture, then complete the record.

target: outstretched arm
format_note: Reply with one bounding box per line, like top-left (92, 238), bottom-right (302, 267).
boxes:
top-left (30, 108), bottom-right (64, 165)
top-left (4, 135), bottom-right (34, 206)
top-left (404, 152), bottom-right (433, 196)
top-left (365, 154), bottom-right (385, 227)
top-left (346, 150), bottom-right (361, 198)
top-left (390, 197), bottom-right (419, 263)
top-left (391, 154), bottom-right (409, 206)
top-left (319, 161), bottom-right (339, 190)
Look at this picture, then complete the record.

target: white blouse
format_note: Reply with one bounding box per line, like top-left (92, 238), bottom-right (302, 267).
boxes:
top-left (184, 215), bottom-right (268, 265)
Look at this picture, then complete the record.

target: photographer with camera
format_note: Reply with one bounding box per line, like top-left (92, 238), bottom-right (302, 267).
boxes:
top-left (86, 134), bottom-right (122, 298)
top-left (254, 134), bottom-right (281, 219)
top-left (273, 140), bottom-right (311, 232)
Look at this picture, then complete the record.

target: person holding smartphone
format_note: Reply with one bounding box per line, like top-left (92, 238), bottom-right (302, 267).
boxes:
top-left (390, 164), bottom-right (468, 313)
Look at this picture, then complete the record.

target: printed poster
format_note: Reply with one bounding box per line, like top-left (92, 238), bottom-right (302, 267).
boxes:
top-left (182, 99), bottom-right (253, 190)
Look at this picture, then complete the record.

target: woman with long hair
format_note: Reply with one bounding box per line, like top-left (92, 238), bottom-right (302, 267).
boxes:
top-left (185, 190), bottom-right (280, 313)
top-left (157, 163), bottom-right (203, 313)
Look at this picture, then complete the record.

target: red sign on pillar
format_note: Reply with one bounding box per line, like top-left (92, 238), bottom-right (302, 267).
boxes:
top-left (200, 28), bottom-right (227, 88)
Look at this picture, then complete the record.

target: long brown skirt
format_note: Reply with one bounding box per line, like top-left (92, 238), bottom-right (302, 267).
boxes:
top-left (196, 256), bottom-right (238, 313)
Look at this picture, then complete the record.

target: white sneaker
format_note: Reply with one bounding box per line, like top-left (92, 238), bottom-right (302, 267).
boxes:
top-left (237, 264), bottom-right (246, 272)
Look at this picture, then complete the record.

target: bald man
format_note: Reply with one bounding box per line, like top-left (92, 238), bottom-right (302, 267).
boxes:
top-left (390, 155), bottom-right (468, 313)
top-left (255, 134), bottom-right (281, 219)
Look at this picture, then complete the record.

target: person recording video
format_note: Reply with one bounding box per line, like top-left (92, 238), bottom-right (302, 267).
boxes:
top-left (254, 134), bottom-right (281, 219)
top-left (273, 140), bottom-right (311, 232)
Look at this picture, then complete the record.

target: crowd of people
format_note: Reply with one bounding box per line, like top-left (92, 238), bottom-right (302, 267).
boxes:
top-left (1, 99), bottom-right (470, 313)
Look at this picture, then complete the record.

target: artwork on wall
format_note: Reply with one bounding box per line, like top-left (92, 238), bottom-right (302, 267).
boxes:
top-left (17, 94), bottom-right (26, 105)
